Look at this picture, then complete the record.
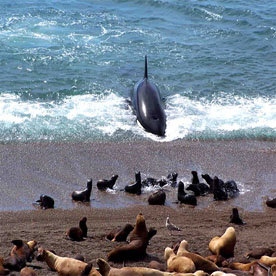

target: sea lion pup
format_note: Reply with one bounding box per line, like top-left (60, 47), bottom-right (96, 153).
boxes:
top-left (0, 256), bottom-right (9, 275)
top-left (36, 247), bottom-right (101, 276)
top-left (245, 248), bottom-right (274, 259)
top-left (164, 247), bottom-right (196, 273)
top-left (259, 256), bottom-right (276, 267)
top-left (72, 179), bottom-right (92, 202)
top-left (177, 240), bottom-right (219, 272)
top-left (107, 213), bottom-right (156, 262)
top-left (35, 194), bottom-right (55, 209)
top-left (209, 227), bottom-right (236, 258)
top-left (106, 224), bottom-right (134, 242)
top-left (265, 198), bottom-right (276, 208)
top-left (178, 182), bottom-right (197, 206)
top-left (124, 172), bottom-right (142, 195)
top-left (229, 208), bottom-right (245, 225)
top-left (97, 175), bottom-right (118, 191)
top-left (20, 267), bottom-right (37, 276)
top-left (148, 190), bottom-right (166, 205)
top-left (4, 240), bottom-right (37, 271)
top-left (97, 257), bottom-right (204, 276)
top-left (66, 217), bottom-right (88, 241)
top-left (186, 171), bottom-right (210, 196)
top-left (148, 260), bottom-right (167, 272)
top-left (228, 261), bottom-right (258, 271)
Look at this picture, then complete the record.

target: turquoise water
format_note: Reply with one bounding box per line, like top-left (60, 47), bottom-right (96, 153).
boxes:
top-left (1, 0), bottom-right (276, 142)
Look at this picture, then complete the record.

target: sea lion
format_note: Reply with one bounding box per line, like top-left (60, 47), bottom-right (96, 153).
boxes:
top-left (229, 208), bottom-right (245, 225)
top-left (186, 171), bottom-right (210, 196)
top-left (271, 264), bottom-right (276, 276)
top-left (20, 267), bottom-right (37, 276)
top-left (206, 255), bottom-right (227, 267)
top-left (97, 175), bottom-right (118, 191)
top-left (202, 174), bottom-right (215, 191)
top-left (178, 181), bottom-right (197, 206)
top-left (35, 194), bottom-right (54, 209)
top-left (124, 172), bottom-right (142, 195)
top-left (148, 260), bottom-right (167, 271)
top-left (5, 240), bottom-right (37, 271)
top-left (36, 247), bottom-right (101, 276)
top-left (209, 227), bottom-right (236, 258)
top-left (72, 179), bottom-right (92, 202)
top-left (213, 176), bottom-right (228, 201)
top-left (106, 224), bottom-right (134, 242)
top-left (148, 190), bottom-right (166, 205)
top-left (132, 55), bottom-right (166, 136)
top-left (224, 180), bottom-right (239, 198)
top-left (177, 240), bottom-right (219, 272)
top-left (259, 256), bottom-right (276, 267)
top-left (265, 198), bottom-right (276, 208)
top-left (250, 262), bottom-right (269, 276)
top-left (228, 261), bottom-right (258, 271)
top-left (245, 248), bottom-right (274, 259)
top-left (97, 258), bottom-right (202, 276)
top-left (0, 256), bottom-right (9, 275)
top-left (66, 217), bottom-right (87, 241)
top-left (164, 247), bottom-right (196, 273)
top-left (107, 213), bottom-right (156, 262)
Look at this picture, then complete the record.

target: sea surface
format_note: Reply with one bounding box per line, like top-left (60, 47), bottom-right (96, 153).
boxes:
top-left (0, 0), bottom-right (276, 143)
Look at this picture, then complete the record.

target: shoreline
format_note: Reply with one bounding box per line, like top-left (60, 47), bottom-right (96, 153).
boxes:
top-left (1, 139), bottom-right (276, 212)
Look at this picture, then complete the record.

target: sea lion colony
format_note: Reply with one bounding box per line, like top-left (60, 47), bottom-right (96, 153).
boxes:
top-left (1, 212), bottom-right (276, 276)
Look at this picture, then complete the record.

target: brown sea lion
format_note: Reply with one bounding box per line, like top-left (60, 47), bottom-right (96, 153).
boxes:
top-left (0, 256), bottom-right (9, 275)
top-left (271, 264), bottom-right (276, 276)
top-left (259, 256), bottom-right (276, 267)
top-left (206, 255), bottom-right (226, 267)
top-left (209, 227), bottom-right (236, 258)
top-left (245, 248), bottom-right (274, 259)
top-left (36, 247), bottom-right (100, 276)
top-left (250, 262), bottom-right (269, 276)
top-left (107, 213), bottom-right (156, 262)
top-left (177, 240), bottom-right (219, 272)
top-left (97, 175), bottom-right (118, 191)
top-left (4, 240), bottom-right (37, 271)
top-left (164, 247), bottom-right (196, 273)
top-left (66, 217), bottom-right (87, 241)
top-left (97, 258), bottom-right (203, 276)
top-left (229, 261), bottom-right (258, 271)
top-left (148, 260), bottom-right (167, 271)
top-left (20, 267), bottom-right (37, 276)
top-left (106, 224), bottom-right (134, 242)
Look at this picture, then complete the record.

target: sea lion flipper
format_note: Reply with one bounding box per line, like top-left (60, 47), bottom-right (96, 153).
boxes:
top-left (96, 258), bottom-right (111, 276)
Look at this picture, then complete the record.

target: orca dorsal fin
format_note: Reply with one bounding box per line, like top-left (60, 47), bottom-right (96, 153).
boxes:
top-left (144, 55), bottom-right (148, 79)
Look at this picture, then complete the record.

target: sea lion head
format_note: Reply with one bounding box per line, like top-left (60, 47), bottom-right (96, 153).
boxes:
top-left (164, 247), bottom-right (174, 261)
top-left (177, 240), bottom-right (189, 255)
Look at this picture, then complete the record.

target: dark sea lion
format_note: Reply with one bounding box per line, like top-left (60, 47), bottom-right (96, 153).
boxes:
top-left (213, 176), bottom-right (228, 201)
top-left (0, 256), bottom-right (9, 275)
top-left (97, 175), bottom-right (118, 191)
top-left (201, 174), bottom-right (214, 191)
top-left (132, 55), bottom-right (166, 136)
top-left (66, 217), bottom-right (87, 241)
top-left (35, 194), bottom-right (54, 209)
top-left (186, 171), bottom-right (210, 196)
top-left (250, 262), bottom-right (269, 276)
top-left (107, 213), bottom-right (156, 262)
top-left (230, 208), bottom-right (245, 225)
top-left (206, 255), bottom-right (226, 267)
top-left (245, 248), bottom-right (274, 259)
top-left (72, 179), bottom-right (92, 202)
top-left (74, 254), bottom-right (85, 262)
top-left (124, 172), bottom-right (142, 195)
top-left (4, 240), bottom-right (37, 271)
top-left (106, 223), bottom-right (134, 242)
top-left (148, 190), bottom-right (166, 205)
top-left (20, 267), bottom-right (37, 276)
top-left (266, 198), bottom-right (276, 208)
top-left (224, 180), bottom-right (239, 198)
top-left (177, 181), bottom-right (197, 206)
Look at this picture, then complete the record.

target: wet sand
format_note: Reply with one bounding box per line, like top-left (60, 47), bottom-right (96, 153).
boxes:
top-left (0, 139), bottom-right (276, 211)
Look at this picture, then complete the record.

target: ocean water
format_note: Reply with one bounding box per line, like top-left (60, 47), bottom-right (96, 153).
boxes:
top-left (0, 0), bottom-right (276, 142)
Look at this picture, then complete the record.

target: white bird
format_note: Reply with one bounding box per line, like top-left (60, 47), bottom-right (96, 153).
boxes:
top-left (166, 216), bottom-right (181, 233)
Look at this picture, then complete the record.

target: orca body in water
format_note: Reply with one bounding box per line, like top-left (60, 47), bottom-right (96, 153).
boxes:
top-left (132, 56), bottom-right (166, 136)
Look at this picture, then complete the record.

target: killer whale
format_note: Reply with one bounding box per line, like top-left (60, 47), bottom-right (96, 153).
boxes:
top-left (132, 56), bottom-right (166, 136)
